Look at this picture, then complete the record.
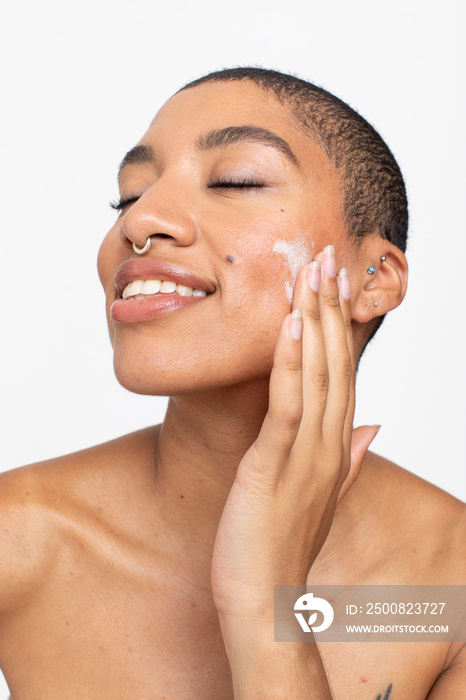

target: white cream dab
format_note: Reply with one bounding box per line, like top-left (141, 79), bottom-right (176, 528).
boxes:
top-left (272, 237), bottom-right (313, 303)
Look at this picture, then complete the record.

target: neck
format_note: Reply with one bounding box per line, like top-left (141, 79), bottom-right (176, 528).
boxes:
top-left (147, 380), bottom-right (368, 587)
top-left (153, 379), bottom-right (269, 550)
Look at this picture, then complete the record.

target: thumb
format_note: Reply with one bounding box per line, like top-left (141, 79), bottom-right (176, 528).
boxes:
top-left (337, 425), bottom-right (381, 503)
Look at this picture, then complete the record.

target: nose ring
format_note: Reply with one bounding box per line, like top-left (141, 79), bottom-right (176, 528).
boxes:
top-left (133, 237), bottom-right (151, 255)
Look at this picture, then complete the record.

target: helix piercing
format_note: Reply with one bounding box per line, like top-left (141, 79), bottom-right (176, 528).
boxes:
top-left (133, 237), bottom-right (151, 255)
top-left (368, 256), bottom-right (387, 274)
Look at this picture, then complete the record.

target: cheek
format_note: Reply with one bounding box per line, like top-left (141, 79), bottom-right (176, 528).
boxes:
top-left (97, 227), bottom-right (122, 346)
top-left (97, 227), bottom-right (118, 289)
top-left (272, 236), bottom-right (314, 302)
top-left (223, 228), bottom-right (313, 312)
top-left (214, 230), bottom-right (309, 367)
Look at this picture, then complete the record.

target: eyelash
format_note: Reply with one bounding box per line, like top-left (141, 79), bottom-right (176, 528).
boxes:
top-left (109, 179), bottom-right (266, 211)
top-left (206, 178), bottom-right (266, 189)
top-left (109, 195), bottom-right (140, 212)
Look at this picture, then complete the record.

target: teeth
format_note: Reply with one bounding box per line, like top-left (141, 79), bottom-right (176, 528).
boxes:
top-left (160, 280), bottom-right (177, 294)
top-left (142, 279), bottom-right (162, 295)
top-left (176, 285), bottom-right (193, 297)
top-left (122, 279), bottom-right (209, 299)
top-left (122, 279), bottom-right (144, 299)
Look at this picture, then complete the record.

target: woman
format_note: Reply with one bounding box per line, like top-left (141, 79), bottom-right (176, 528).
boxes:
top-left (0, 68), bottom-right (464, 699)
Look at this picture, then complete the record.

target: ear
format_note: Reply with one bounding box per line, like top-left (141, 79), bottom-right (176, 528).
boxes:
top-left (350, 236), bottom-right (408, 324)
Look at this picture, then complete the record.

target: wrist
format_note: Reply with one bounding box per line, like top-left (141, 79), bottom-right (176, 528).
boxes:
top-left (219, 625), bottom-right (331, 700)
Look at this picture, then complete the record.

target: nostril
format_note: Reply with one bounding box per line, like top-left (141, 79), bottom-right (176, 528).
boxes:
top-left (153, 233), bottom-right (172, 239)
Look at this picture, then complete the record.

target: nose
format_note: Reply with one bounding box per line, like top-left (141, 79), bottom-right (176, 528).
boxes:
top-left (118, 179), bottom-right (199, 253)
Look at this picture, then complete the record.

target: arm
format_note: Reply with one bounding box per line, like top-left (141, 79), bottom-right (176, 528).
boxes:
top-left (212, 246), bottom-right (378, 698)
top-left (218, 615), bottom-right (334, 699)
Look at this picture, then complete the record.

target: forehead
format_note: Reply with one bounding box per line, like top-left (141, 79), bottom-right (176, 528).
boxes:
top-left (165, 79), bottom-right (288, 114)
top-left (141, 81), bottom-right (333, 176)
top-left (152, 80), bottom-right (293, 135)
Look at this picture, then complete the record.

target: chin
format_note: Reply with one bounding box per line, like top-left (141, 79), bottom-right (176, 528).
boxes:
top-left (112, 344), bottom-right (274, 398)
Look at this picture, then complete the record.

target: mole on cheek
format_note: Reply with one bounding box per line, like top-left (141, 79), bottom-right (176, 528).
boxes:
top-left (226, 255), bottom-right (235, 263)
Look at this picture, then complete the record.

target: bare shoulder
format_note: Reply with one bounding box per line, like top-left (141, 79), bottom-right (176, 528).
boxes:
top-left (0, 462), bottom-right (54, 614)
top-left (0, 426), bottom-right (158, 614)
top-left (355, 451), bottom-right (466, 583)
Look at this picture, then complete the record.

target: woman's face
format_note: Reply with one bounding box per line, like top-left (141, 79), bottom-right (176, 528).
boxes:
top-left (98, 80), bottom-right (348, 395)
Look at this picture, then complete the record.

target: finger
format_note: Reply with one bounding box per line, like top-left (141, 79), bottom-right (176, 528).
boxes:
top-left (297, 260), bottom-right (331, 435)
top-left (252, 309), bottom-right (303, 469)
top-left (337, 267), bottom-right (357, 455)
top-left (318, 246), bottom-right (352, 438)
top-left (337, 425), bottom-right (381, 502)
top-left (291, 262), bottom-right (311, 312)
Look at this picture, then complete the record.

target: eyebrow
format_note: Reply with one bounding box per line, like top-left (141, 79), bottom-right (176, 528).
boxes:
top-left (117, 125), bottom-right (299, 179)
top-left (196, 125), bottom-right (299, 166)
top-left (118, 144), bottom-right (155, 179)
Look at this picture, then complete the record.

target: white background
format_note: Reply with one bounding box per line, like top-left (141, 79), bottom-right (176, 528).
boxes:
top-left (0, 0), bottom-right (464, 696)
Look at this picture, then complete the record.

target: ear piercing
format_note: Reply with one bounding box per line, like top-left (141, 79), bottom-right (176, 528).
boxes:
top-left (133, 237), bottom-right (151, 255)
top-left (367, 255), bottom-right (387, 275)
top-left (369, 256), bottom-right (385, 307)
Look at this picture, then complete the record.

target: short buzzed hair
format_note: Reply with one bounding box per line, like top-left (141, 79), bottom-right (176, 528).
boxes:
top-left (179, 68), bottom-right (408, 347)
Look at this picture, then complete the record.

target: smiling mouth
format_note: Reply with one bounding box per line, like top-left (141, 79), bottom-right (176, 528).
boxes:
top-left (122, 279), bottom-right (212, 300)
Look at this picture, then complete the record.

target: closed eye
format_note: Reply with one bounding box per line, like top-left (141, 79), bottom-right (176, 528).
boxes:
top-left (110, 195), bottom-right (140, 212)
top-left (110, 178), bottom-right (267, 212)
top-left (206, 178), bottom-right (266, 189)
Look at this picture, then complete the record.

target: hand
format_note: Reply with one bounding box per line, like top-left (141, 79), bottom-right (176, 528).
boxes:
top-left (211, 245), bottom-right (379, 620)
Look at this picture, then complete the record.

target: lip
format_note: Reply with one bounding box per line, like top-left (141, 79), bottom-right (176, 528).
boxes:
top-left (111, 294), bottom-right (210, 323)
top-left (114, 258), bottom-right (216, 299)
top-left (111, 258), bottom-right (215, 324)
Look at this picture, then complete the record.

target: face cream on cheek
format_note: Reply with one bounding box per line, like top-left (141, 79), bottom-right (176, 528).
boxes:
top-left (272, 236), bottom-right (313, 303)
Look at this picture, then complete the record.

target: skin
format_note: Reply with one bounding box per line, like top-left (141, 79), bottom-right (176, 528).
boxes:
top-left (0, 80), bottom-right (465, 699)
top-left (272, 236), bottom-right (313, 302)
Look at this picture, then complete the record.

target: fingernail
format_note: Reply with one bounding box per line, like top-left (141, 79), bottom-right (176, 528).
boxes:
top-left (307, 260), bottom-right (321, 292)
top-left (289, 309), bottom-right (303, 339)
top-left (322, 245), bottom-right (337, 277)
top-left (371, 424), bottom-right (382, 435)
top-left (338, 267), bottom-right (351, 300)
